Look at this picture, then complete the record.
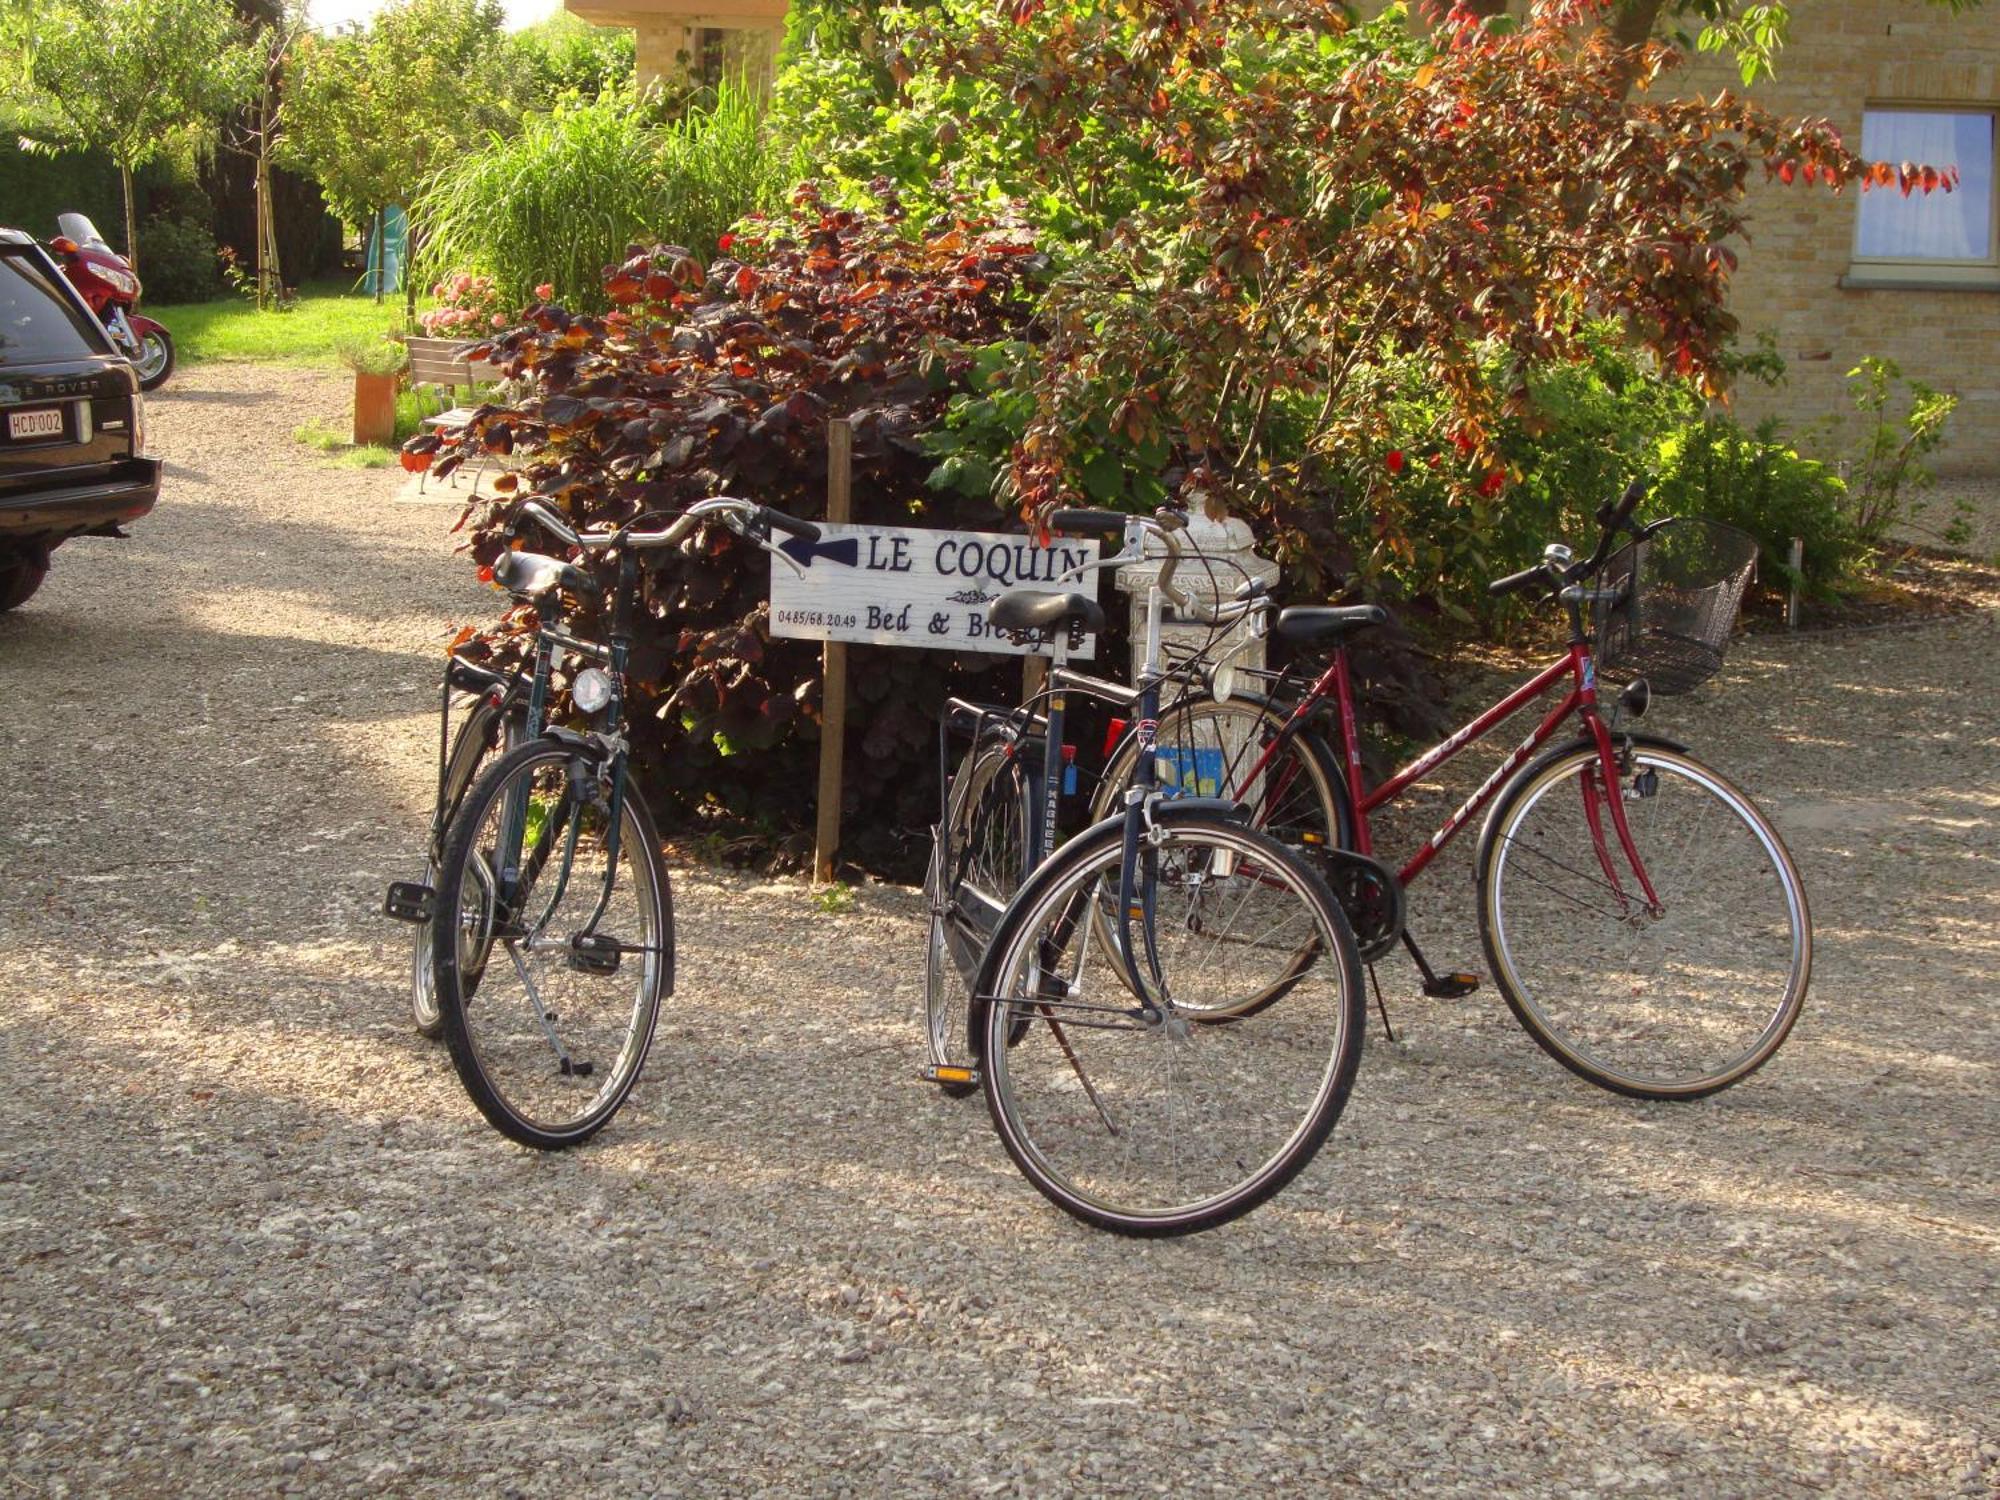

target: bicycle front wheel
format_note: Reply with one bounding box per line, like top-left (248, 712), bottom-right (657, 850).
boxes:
top-left (434, 739), bottom-right (673, 1148)
top-left (1478, 741), bottom-right (1810, 1100)
top-left (977, 810), bottom-right (1365, 1236)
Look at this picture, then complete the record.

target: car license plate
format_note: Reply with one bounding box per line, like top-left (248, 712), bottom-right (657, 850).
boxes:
top-left (7, 407), bottom-right (65, 441)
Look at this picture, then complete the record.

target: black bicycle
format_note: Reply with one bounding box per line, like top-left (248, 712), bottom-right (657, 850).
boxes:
top-left (935, 509), bottom-right (1368, 1236)
top-left (384, 495), bottom-right (816, 1148)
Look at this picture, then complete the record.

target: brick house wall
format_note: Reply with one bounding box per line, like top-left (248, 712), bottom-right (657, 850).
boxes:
top-left (1681, 0), bottom-right (2000, 477)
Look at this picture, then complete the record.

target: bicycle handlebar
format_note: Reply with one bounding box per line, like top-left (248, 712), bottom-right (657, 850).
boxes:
top-left (1581, 478), bottom-right (1647, 575)
top-left (1484, 478), bottom-right (1650, 601)
top-left (1047, 506), bottom-right (1195, 608)
top-left (1046, 508), bottom-right (1133, 536)
top-left (513, 495), bottom-right (820, 564)
top-left (1486, 563), bottom-right (1547, 600)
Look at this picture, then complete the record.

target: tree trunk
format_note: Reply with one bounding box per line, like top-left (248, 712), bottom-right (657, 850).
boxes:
top-left (403, 215), bottom-right (418, 323)
top-left (255, 86), bottom-right (283, 310)
top-left (371, 208), bottom-right (384, 305)
top-left (1607, 0), bottom-right (1669, 96)
top-left (256, 152), bottom-right (282, 309)
top-left (118, 163), bottom-right (139, 277)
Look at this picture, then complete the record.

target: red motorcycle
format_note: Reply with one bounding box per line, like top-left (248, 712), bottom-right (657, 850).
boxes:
top-left (48, 213), bottom-right (175, 391)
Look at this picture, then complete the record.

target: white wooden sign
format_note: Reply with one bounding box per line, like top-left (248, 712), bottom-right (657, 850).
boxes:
top-left (769, 523), bottom-right (1101, 658)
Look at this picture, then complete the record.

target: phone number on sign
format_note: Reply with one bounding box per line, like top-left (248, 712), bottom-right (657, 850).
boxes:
top-left (773, 608), bottom-right (859, 631)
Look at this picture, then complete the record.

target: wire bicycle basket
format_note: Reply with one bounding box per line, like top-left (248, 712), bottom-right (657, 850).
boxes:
top-left (1593, 517), bottom-right (1759, 695)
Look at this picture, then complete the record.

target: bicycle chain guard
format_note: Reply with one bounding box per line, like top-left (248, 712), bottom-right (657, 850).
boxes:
top-left (1311, 847), bottom-right (1406, 963)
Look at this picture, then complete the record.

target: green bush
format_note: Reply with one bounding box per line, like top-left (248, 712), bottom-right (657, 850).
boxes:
top-left (1650, 416), bottom-right (1855, 597)
top-left (1839, 356), bottom-right (1967, 552)
top-left (506, 12), bottom-right (635, 107)
top-left (136, 213), bottom-right (222, 303)
top-left (411, 81), bottom-right (800, 313)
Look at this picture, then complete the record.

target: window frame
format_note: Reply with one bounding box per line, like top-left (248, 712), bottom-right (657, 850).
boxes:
top-left (1844, 102), bottom-right (2000, 291)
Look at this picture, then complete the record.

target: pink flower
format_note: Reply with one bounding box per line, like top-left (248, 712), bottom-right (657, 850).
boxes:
top-left (490, 313), bottom-right (507, 327)
top-left (534, 282), bottom-right (553, 300)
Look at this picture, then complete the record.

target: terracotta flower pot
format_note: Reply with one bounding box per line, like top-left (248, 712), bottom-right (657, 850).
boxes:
top-left (352, 370), bottom-right (399, 446)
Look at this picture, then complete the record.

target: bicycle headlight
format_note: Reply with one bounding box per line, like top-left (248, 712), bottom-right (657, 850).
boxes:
top-left (572, 667), bottom-right (615, 715)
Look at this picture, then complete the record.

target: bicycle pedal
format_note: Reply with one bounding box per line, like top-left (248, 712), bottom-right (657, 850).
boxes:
top-left (566, 934), bottom-right (623, 976)
top-left (382, 881), bottom-right (435, 924)
top-left (559, 1058), bottom-right (595, 1078)
top-left (924, 1064), bottom-right (980, 1088)
top-left (1421, 972), bottom-right (1482, 1000)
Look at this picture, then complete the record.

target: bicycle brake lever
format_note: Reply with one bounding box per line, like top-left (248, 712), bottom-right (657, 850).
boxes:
top-left (761, 537), bottom-right (809, 577)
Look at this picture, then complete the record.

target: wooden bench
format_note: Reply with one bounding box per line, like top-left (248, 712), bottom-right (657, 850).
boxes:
top-left (405, 335), bottom-right (500, 434)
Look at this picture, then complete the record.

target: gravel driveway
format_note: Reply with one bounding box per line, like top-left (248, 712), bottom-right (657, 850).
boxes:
top-left (2, 362), bottom-right (1995, 1497)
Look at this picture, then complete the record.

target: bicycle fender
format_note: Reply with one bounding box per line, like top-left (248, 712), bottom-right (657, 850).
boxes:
top-left (538, 725), bottom-right (612, 759)
top-left (1470, 730), bottom-right (1691, 880)
top-left (1152, 797), bottom-right (1251, 823)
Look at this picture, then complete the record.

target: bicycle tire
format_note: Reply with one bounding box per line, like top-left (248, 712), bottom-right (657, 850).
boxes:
top-left (1477, 738), bottom-right (1810, 1101)
top-left (1091, 699), bottom-right (1352, 1017)
top-left (411, 695), bottom-right (523, 1040)
top-left (925, 740), bottom-right (1033, 1095)
top-left (1092, 694), bottom-right (1352, 849)
top-left (975, 807), bottom-right (1365, 1236)
top-left (433, 738), bottom-right (672, 1148)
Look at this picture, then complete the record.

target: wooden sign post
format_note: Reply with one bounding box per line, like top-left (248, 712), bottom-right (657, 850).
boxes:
top-left (814, 420), bottom-right (853, 885)
top-left (786, 433), bottom-right (1101, 882)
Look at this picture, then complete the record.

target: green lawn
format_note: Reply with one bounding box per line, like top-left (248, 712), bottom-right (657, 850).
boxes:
top-left (142, 279), bottom-right (426, 367)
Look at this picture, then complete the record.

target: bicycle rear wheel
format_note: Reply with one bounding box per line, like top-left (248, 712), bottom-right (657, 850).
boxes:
top-left (433, 739), bottom-right (673, 1148)
top-left (1477, 740), bottom-right (1810, 1100)
top-left (925, 741), bottom-right (1031, 1096)
top-left (977, 809), bottom-right (1365, 1236)
top-left (1094, 695), bottom-right (1351, 850)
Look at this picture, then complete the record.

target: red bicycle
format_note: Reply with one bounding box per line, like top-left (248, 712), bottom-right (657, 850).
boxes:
top-left (1209, 481), bottom-right (1811, 1099)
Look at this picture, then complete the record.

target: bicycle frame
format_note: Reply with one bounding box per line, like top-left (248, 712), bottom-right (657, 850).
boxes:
top-left (1245, 637), bottom-right (1662, 911)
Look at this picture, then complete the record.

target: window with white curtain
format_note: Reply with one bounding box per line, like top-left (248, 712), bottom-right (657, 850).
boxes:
top-left (1853, 108), bottom-right (1997, 267)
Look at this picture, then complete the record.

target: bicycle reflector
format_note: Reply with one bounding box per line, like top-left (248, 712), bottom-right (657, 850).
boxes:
top-left (573, 667), bottom-right (614, 714)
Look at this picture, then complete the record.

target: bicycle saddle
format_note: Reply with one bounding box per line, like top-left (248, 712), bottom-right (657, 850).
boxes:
top-left (988, 589), bottom-right (1106, 636)
top-left (1273, 604), bottom-right (1391, 646)
top-left (492, 549), bottom-right (599, 603)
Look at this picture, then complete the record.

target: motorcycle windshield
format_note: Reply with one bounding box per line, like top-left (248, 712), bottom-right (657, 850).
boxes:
top-left (56, 213), bottom-right (111, 251)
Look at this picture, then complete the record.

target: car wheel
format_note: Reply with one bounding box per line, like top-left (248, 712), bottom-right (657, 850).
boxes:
top-left (0, 551), bottom-right (50, 612)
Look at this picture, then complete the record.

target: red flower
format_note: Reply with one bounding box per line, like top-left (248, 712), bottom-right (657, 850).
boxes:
top-left (719, 232), bottom-right (734, 252)
top-left (1478, 471), bottom-right (1506, 498)
top-left (1385, 449), bottom-right (1406, 476)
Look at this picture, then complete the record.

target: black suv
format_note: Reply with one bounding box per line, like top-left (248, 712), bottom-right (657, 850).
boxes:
top-left (0, 228), bottom-right (160, 612)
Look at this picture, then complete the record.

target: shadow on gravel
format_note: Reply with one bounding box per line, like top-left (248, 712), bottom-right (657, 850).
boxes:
top-left (106, 493), bottom-right (485, 631)
top-left (0, 608), bottom-right (436, 711)
top-left (153, 385), bottom-right (281, 408)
